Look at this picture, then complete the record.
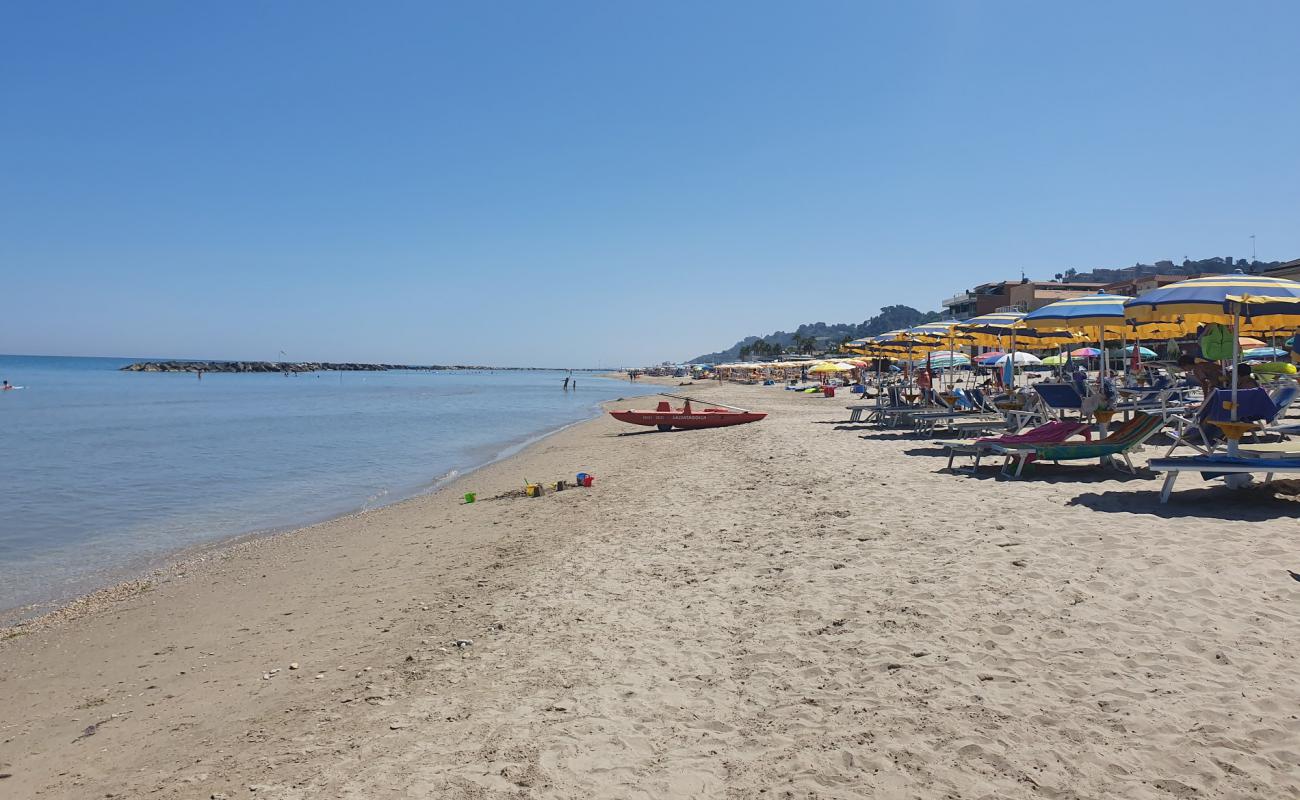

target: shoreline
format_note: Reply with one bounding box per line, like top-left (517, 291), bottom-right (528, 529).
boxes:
top-left (0, 384), bottom-right (697, 798)
top-left (4, 382), bottom-right (1297, 799)
top-left (0, 391), bottom-right (655, 631)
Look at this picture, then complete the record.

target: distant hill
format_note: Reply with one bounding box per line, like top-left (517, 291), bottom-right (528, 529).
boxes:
top-left (1052, 257), bottom-right (1287, 283)
top-left (689, 305), bottom-right (944, 364)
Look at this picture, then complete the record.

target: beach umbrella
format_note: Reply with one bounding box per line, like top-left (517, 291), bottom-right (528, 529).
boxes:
top-left (953, 313), bottom-right (1047, 390)
top-left (1070, 347), bottom-right (1102, 358)
top-left (1125, 272), bottom-right (1300, 335)
top-left (1040, 354), bottom-right (1066, 366)
top-left (1025, 291), bottom-right (1136, 389)
top-left (903, 320), bottom-right (973, 391)
top-left (903, 320), bottom-right (967, 342)
top-left (915, 351), bottom-right (971, 369)
top-left (1122, 345), bottom-right (1157, 358)
top-left (955, 312), bottom-right (1078, 352)
top-left (1024, 292), bottom-right (1129, 330)
top-left (994, 352), bottom-right (1041, 365)
top-left (953, 312), bottom-right (1023, 349)
top-left (956, 310), bottom-right (1025, 330)
top-left (1237, 336), bottom-right (1267, 348)
top-left (975, 351), bottom-right (1006, 365)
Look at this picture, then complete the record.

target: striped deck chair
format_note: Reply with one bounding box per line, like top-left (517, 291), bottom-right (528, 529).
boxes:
top-left (943, 419), bottom-right (1092, 473)
top-left (997, 412), bottom-right (1167, 478)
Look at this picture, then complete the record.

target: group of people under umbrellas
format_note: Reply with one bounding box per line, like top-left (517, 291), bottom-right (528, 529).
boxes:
top-left (851, 272), bottom-right (1300, 433)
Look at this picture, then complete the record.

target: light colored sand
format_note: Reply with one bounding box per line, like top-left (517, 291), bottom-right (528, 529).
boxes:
top-left (2, 383), bottom-right (1299, 799)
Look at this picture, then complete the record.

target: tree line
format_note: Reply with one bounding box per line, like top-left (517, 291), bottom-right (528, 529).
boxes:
top-left (690, 305), bottom-right (944, 363)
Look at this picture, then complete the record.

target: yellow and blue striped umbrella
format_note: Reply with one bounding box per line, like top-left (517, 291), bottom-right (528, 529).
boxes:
top-left (872, 329), bottom-right (910, 343)
top-left (845, 330), bottom-right (908, 355)
top-left (901, 320), bottom-right (966, 342)
top-left (1126, 273), bottom-right (1300, 334)
top-left (955, 310), bottom-right (1025, 332)
top-left (956, 310), bottom-right (1080, 348)
top-left (1023, 292), bottom-right (1129, 331)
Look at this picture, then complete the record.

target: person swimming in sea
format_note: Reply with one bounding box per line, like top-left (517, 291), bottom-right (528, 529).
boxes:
top-left (2, 380), bottom-right (12, 391)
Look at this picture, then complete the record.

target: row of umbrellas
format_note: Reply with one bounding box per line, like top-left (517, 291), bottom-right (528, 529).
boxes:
top-left (848, 273), bottom-right (1300, 353)
top-left (844, 270), bottom-right (1300, 464)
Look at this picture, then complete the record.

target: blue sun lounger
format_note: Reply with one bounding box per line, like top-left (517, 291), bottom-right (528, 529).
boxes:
top-left (1148, 453), bottom-right (1300, 502)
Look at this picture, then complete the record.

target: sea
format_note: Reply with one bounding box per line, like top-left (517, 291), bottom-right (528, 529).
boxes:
top-left (0, 355), bottom-right (657, 618)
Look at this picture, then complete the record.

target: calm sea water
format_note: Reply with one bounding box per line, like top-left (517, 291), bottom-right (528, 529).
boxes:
top-left (0, 355), bottom-right (654, 616)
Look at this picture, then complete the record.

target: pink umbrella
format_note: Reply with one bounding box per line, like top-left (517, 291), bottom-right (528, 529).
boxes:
top-left (1070, 347), bottom-right (1102, 358)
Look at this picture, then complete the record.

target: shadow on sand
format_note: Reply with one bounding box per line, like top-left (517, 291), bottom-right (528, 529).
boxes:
top-left (1069, 481), bottom-right (1300, 519)
top-left (902, 446), bottom-right (952, 458)
top-left (944, 464), bottom-right (1158, 484)
top-left (609, 428), bottom-right (688, 437)
top-left (856, 431), bottom-right (931, 441)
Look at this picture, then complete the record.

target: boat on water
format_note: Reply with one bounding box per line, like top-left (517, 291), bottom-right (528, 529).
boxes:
top-left (609, 396), bottom-right (766, 431)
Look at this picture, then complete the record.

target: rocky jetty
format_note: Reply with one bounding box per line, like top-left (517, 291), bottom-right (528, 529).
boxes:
top-left (120, 361), bottom-right (480, 373)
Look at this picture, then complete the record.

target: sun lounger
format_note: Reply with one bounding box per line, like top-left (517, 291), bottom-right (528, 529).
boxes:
top-left (944, 415), bottom-right (1020, 438)
top-left (1113, 385), bottom-right (1189, 418)
top-left (996, 412), bottom-right (1166, 478)
top-left (943, 420), bottom-right (1091, 472)
top-left (881, 388), bottom-right (951, 428)
top-left (1149, 451), bottom-right (1300, 502)
top-left (859, 385), bottom-right (919, 426)
top-left (906, 390), bottom-right (1008, 434)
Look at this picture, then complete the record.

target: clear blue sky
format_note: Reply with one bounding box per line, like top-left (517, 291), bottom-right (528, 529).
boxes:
top-left (3, 1), bottom-right (1298, 366)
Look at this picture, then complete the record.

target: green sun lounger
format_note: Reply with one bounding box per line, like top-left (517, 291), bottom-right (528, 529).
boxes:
top-left (995, 412), bottom-right (1167, 478)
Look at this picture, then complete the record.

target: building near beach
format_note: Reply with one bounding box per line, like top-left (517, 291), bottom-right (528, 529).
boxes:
top-left (1263, 258), bottom-right (1300, 281)
top-left (943, 279), bottom-right (1107, 317)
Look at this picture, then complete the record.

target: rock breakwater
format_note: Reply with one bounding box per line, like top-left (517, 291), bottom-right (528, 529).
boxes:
top-left (120, 361), bottom-right (482, 373)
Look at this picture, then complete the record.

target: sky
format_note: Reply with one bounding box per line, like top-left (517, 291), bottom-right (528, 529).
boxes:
top-left (3, 1), bottom-right (1298, 366)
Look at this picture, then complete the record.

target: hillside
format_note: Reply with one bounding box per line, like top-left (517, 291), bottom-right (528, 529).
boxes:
top-left (689, 305), bottom-right (943, 364)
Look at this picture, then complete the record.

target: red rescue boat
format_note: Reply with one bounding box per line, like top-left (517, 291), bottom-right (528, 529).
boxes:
top-left (609, 396), bottom-right (766, 431)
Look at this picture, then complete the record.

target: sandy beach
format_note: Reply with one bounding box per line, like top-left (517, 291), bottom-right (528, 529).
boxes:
top-left (3, 380), bottom-right (1299, 799)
